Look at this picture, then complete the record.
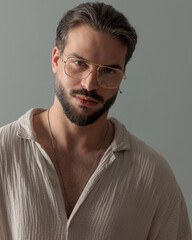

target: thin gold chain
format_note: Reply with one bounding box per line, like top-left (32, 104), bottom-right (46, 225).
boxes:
top-left (47, 108), bottom-right (109, 215)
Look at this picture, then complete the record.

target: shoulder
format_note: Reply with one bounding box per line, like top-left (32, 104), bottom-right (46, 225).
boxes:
top-left (0, 108), bottom-right (44, 150)
top-left (0, 109), bottom-right (38, 163)
top-left (129, 132), bottom-right (169, 171)
top-left (0, 120), bottom-right (22, 184)
top-left (130, 133), bottom-right (175, 181)
top-left (111, 118), bottom-right (179, 195)
top-left (0, 119), bottom-right (25, 171)
top-left (0, 109), bottom-right (41, 183)
top-left (0, 107), bottom-right (46, 157)
top-left (130, 132), bottom-right (178, 191)
top-left (110, 119), bottom-right (192, 235)
top-left (111, 117), bottom-right (168, 167)
top-left (0, 120), bottom-right (20, 150)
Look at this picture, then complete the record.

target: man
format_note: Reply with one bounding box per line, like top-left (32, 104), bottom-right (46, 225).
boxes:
top-left (0, 2), bottom-right (191, 240)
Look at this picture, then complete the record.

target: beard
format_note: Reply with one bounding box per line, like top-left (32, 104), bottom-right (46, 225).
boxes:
top-left (54, 78), bottom-right (118, 126)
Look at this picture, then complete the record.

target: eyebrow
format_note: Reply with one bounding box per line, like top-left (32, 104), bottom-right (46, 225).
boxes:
top-left (66, 52), bottom-right (123, 70)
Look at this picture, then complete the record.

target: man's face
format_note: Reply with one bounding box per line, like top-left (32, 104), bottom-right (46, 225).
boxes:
top-left (52, 24), bottom-right (127, 126)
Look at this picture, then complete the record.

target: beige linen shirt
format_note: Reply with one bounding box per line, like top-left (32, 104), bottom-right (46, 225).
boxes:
top-left (0, 108), bottom-right (191, 240)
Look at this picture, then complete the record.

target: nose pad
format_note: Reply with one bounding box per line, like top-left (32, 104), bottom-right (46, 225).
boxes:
top-left (80, 68), bottom-right (99, 91)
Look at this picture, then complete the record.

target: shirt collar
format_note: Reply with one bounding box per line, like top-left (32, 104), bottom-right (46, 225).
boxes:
top-left (17, 108), bottom-right (46, 140)
top-left (16, 108), bottom-right (131, 152)
top-left (109, 118), bottom-right (131, 152)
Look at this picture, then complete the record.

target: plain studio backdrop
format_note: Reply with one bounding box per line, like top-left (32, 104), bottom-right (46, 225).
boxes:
top-left (0, 0), bottom-right (191, 227)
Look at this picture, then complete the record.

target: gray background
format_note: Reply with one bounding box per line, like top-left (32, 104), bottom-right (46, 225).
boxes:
top-left (0, 0), bottom-right (191, 226)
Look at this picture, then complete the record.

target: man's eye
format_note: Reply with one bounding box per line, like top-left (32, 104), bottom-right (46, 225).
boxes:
top-left (101, 67), bottom-right (117, 74)
top-left (73, 60), bottom-right (86, 66)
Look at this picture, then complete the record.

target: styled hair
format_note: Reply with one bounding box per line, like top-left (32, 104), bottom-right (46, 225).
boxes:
top-left (56, 2), bottom-right (137, 65)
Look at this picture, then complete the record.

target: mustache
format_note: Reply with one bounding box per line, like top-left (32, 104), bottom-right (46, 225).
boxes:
top-left (70, 89), bottom-right (104, 103)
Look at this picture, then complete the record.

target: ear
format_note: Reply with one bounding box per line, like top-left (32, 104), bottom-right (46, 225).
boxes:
top-left (52, 46), bottom-right (60, 74)
top-left (123, 64), bottom-right (126, 73)
top-left (123, 63), bottom-right (127, 76)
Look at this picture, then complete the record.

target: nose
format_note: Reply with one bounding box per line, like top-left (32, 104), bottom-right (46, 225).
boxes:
top-left (80, 68), bottom-right (99, 91)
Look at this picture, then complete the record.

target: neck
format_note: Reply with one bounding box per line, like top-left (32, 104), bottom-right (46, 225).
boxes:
top-left (46, 104), bottom-right (111, 153)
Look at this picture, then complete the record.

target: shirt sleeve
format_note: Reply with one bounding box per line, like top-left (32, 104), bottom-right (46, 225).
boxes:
top-left (148, 188), bottom-right (192, 240)
top-left (176, 193), bottom-right (192, 240)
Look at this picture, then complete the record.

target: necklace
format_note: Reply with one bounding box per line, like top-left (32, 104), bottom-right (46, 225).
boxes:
top-left (47, 109), bottom-right (109, 216)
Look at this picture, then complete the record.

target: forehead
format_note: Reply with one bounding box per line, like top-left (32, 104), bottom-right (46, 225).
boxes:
top-left (64, 24), bottom-right (127, 67)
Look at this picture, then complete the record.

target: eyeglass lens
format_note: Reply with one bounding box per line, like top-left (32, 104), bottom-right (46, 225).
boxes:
top-left (64, 57), bottom-right (124, 88)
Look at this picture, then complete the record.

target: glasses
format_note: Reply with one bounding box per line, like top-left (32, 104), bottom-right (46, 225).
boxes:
top-left (62, 57), bottom-right (126, 89)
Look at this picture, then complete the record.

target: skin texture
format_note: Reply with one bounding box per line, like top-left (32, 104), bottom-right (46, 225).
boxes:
top-left (52, 25), bottom-right (127, 131)
top-left (33, 24), bottom-right (128, 217)
top-left (54, 78), bottom-right (118, 126)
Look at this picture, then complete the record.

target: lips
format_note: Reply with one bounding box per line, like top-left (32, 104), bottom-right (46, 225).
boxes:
top-left (75, 95), bottom-right (98, 107)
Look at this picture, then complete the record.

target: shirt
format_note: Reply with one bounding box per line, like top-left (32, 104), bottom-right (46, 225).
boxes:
top-left (0, 108), bottom-right (191, 240)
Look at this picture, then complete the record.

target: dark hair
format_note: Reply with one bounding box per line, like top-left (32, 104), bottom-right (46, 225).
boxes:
top-left (56, 2), bottom-right (137, 65)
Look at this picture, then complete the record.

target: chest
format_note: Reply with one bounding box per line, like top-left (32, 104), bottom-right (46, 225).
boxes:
top-left (49, 148), bottom-right (103, 218)
top-left (3, 144), bottom-right (156, 239)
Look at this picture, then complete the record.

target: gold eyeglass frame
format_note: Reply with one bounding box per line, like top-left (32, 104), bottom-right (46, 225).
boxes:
top-left (61, 56), bottom-right (126, 89)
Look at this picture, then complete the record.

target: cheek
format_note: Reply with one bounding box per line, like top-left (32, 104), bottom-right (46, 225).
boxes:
top-left (66, 78), bottom-right (82, 90)
top-left (102, 88), bottom-right (118, 102)
top-left (107, 88), bottom-right (119, 96)
top-left (55, 69), bottom-right (71, 88)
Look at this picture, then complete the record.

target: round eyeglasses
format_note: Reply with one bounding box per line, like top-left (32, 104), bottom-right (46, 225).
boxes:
top-left (61, 57), bottom-right (126, 89)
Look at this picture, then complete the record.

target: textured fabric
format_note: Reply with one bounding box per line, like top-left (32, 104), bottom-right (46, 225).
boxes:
top-left (0, 108), bottom-right (191, 240)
